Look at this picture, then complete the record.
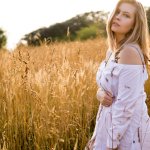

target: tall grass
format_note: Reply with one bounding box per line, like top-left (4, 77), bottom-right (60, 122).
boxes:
top-left (0, 38), bottom-right (149, 150)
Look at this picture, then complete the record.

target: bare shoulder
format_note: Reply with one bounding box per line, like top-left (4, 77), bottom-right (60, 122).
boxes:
top-left (117, 45), bottom-right (143, 65)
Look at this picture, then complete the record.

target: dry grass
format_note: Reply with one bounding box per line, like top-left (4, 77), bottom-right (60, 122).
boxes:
top-left (0, 38), bottom-right (149, 150)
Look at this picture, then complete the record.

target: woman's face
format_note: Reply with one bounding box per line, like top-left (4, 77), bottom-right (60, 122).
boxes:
top-left (111, 3), bottom-right (136, 36)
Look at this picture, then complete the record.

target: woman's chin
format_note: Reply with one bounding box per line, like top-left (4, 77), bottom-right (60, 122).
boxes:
top-left (111, 29), bottom-right (118, 33)
top-left (111, 27), bottom-right (118, 32)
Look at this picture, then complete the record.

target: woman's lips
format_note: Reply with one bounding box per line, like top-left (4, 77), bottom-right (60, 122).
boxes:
top-left (112, 22), bottom-right (120, 27)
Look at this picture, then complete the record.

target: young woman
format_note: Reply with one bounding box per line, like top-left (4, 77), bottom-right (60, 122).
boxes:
top-left (85, 0), bottom-right (150, 150)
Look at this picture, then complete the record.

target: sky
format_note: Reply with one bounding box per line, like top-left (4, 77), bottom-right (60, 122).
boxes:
top-left (0, 0), bottom-right (150, 50)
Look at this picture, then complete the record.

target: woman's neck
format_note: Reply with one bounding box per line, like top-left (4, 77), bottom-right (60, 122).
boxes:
top-left (115, 33), bottom-right (125, 44)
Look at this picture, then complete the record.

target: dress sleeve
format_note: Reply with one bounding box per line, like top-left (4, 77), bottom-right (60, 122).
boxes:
top-left (106, 66), bottom-right (143, 148)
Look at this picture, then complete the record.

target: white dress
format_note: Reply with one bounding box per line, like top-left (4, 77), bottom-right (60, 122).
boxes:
top-left (90, 48), bottom-right (150, 150)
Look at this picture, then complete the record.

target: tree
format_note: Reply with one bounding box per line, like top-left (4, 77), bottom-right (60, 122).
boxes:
top-left (0, 28), bottom-right (7, 49)
top-left (21, 11), bottom-right (108, 46)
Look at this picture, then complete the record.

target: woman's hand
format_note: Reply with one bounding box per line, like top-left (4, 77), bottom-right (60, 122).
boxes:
top-left (96, 88), bottom-right (113, 107)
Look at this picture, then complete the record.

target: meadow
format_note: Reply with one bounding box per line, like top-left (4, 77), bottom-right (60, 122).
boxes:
top-left (0, 38), bottom-right (149, 150)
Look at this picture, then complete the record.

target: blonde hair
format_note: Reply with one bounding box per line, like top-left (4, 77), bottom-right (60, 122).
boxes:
top-left (106, 0), bottom-right (150, 65)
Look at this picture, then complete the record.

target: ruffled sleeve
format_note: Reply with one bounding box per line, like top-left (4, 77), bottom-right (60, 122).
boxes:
top-left (106, 66), bottom-right (143, 148)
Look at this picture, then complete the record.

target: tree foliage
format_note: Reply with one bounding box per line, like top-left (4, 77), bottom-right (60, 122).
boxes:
top-left (21, 11), bottom-right (108, 46)
top-left (76, 23), bottom-right (106, 40)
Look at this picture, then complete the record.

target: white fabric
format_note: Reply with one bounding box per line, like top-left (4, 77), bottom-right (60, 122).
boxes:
top-left (92, 55), bottom-right (150, 150)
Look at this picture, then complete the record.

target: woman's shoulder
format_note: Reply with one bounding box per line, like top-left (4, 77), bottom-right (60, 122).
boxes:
top-left (117, 43), bottom-right (143, 65)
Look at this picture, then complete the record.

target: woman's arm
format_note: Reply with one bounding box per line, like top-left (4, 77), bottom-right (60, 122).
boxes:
top-left (107, 67), bottom-right (142, 148)
top-left (106, 46), bottom-right (144, 148)
top-left (96, 88), bottom-right (113, 107)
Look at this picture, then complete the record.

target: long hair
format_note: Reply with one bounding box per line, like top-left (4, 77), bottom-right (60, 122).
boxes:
top-left (106, 0), bottom-right (150, 65)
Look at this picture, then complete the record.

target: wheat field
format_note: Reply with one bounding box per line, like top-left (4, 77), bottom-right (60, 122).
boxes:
top-left (0, 38), bottom-right (149, 150)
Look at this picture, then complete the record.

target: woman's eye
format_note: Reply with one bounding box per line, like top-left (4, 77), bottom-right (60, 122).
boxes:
top-left (116, 11), bottom-right (120, 15)
top-left (123, 14), bottom-right (130, 18)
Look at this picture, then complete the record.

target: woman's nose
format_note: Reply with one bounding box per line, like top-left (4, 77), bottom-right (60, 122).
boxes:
top-left (115, 13), bottom-right (121, 20)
